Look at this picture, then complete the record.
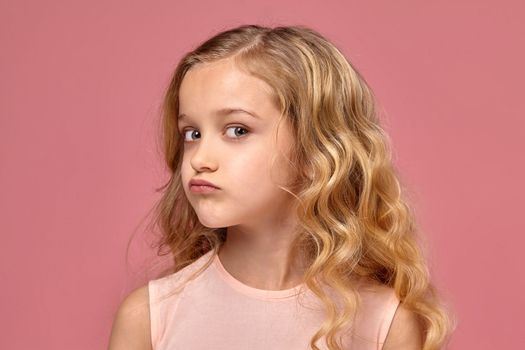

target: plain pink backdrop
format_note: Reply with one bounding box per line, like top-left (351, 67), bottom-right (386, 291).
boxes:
top-left (1, 0), bottom-right (523, 349)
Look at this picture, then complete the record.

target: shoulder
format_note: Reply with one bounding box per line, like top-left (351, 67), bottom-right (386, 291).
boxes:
top-left (382, 302), bottom-right (424, 350)
top-left (150, 251), bottom-right (215, 297)
top-left (354, 279), bottom-right (423, 348)
top-left (108, 284), bottom-right (152, 350)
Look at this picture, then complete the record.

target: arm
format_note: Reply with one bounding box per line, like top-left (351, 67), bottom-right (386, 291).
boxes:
top-left (382, 303), bottom-right (424, 350)
top-left (108, 285), bottom-right (153, 350)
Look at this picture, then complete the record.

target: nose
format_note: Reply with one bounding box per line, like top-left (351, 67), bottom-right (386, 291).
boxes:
top-left (189, 135), bottom-right (218, 172)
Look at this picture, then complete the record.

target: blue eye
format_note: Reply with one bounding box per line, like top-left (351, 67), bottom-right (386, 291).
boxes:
top-left (181, 126), bottom-right (249, 142)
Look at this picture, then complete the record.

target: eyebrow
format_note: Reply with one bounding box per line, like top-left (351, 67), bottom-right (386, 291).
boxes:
top-left (177, 107), bottom-right (262, 122)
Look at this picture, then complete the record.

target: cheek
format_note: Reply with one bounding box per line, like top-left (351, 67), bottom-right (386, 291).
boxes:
top-left (227, 147), bottom-right (270, 187)
top-left (230, 145), bottom-right (292, 193)
top-left (180, 159), bottom-right (191, 182)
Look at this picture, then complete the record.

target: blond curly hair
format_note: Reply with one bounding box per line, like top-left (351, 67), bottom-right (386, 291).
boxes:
top-left (139, 24), bottom-right (456, 350)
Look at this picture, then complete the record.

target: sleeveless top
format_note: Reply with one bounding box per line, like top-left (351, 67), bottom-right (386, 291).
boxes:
top-left (148, 250), bottom-right (400, 350)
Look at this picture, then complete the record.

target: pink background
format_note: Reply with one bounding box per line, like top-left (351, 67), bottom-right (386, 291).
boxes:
top-left (1, 0), bottom-right (523, 349)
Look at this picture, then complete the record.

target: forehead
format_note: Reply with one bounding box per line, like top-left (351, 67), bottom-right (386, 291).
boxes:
top-left (178, 58), bottom-right (276, 117)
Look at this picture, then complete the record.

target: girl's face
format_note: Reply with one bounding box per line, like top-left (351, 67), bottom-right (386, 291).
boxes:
top-left (178, 58), bottom-right (297, 229)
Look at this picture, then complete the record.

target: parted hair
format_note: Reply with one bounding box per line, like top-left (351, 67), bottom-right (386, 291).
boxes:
top-left (140, 24), bottom-right (456, 350)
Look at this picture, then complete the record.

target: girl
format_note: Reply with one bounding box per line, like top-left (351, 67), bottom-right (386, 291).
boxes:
top-left (109, 24), bottom-right (455, 350)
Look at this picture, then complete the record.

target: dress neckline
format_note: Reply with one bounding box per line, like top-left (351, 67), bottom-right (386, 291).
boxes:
top-left (211, 250), bottom-right (306, 301)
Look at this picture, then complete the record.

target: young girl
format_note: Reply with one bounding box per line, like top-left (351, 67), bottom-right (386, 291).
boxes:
top-left (109, 24), bottom-right (455, 350)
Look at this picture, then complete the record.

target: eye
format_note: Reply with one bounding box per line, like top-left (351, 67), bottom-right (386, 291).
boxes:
top-left (181, 126), bottom-right (250, 142)
top-left (182, 129), bottom-right (200, 142)
top-left (225, 126), bottom-right (249, 139)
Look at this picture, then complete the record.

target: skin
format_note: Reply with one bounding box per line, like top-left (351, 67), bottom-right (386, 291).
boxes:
top-left (383, 304), bottom-right (424, 349)
top-left (108, 56), bottom-right (424, 350)
top-left (178, 56), bottom-right (306, 290)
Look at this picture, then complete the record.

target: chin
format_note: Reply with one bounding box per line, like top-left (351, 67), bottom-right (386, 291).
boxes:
top-left (198, 221), bottom-right (224, 229)
top-left (196, 214), bottom-right (230, 229)
top-left (200, 217), bottom-right (242, 230)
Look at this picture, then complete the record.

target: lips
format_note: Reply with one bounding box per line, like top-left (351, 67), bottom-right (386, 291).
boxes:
top-left (189, 178), bottom-right (220, 189)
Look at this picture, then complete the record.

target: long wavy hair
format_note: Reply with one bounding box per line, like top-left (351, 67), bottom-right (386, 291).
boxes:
top-left (140, 24), bottom-right (456, 350)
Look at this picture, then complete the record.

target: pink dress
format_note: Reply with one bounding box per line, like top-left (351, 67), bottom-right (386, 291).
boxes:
top-left (148, 250), bottom-right (400, 350)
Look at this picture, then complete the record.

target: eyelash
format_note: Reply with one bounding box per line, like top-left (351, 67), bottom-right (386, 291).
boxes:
top-left (180, 125), bottom-right (250, 143)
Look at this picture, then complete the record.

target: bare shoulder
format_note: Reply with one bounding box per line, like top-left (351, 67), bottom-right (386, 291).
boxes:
top-left (382, 302), bottom-right (424, 350)
top-left (108, 284), bottom-right (152, 350)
